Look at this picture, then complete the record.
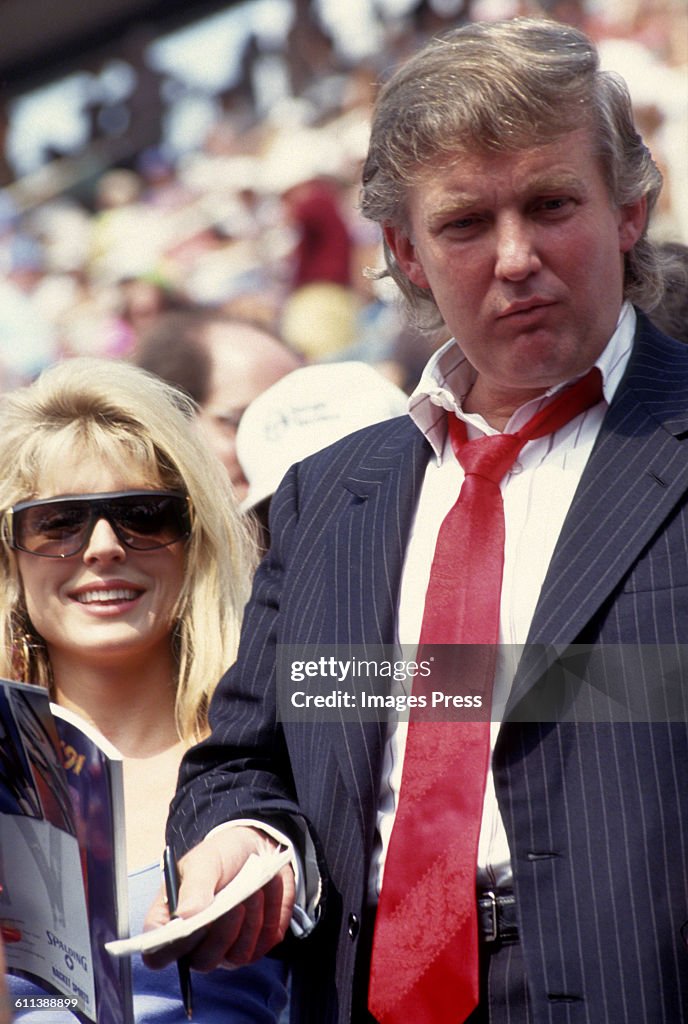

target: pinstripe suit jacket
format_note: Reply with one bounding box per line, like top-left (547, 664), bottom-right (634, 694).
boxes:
top-left (169, 313), bottom-right (688, 1023)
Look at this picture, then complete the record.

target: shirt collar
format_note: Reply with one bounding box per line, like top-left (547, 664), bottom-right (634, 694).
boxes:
top-left (408, 301), bottom-right (637, 461)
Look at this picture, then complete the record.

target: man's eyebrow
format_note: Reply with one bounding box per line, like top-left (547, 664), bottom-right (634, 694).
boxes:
top-left (423, 192), bottom-right (484, 226)
top-left (525, 172), bottom-right (588, 194)
top-left (432, 188), bottom-right (482, 209)
top-left (426, 174), bottom-right (587, 216)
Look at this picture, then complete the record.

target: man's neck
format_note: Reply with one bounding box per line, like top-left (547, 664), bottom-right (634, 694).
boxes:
top-left (462, 378), bottom-right (555, 431)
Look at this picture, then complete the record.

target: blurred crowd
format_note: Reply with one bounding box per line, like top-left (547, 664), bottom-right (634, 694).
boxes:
top-left (0, 0), bottom-right (685, 396)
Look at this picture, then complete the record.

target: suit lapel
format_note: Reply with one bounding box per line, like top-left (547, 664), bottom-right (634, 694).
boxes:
top-left (333, 415), bottom-right (430, 645)
top-left (509, 317), bottom-right (688, 709)
top-left (325, 416), bottom-right (430, 818)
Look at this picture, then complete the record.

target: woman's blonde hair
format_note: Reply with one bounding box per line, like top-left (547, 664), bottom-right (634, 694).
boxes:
top-left (0, 357), bottom-right (258, 741)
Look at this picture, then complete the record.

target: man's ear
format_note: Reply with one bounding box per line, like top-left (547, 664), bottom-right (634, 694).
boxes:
top-left (383, 225), bottom-right (431, 290)
top-left (618, 195), bottom-right (648, 253)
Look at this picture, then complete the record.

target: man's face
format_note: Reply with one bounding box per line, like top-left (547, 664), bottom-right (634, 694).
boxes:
top-left (196, 323), bottom-right (301, 500)
top-left (385, 129), bottom-right (646, 422)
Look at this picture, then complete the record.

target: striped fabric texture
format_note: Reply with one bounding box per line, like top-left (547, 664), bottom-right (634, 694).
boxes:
top-left (169, 313), bottom-right (688, 1023)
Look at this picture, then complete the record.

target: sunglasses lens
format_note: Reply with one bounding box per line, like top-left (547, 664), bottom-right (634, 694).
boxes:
top-left (14, 504), bottom-right (90, 557)
top-left (113, 496), bottom-right (189, 549)
top-left (11, 493), bottom-right (189, 557)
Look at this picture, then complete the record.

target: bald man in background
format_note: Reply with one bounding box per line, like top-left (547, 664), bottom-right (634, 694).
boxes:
top-left (134, 309), bottom-right (302, 501)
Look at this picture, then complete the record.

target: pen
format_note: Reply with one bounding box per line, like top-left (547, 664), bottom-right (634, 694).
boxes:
top-left (162, 845), bottom-right (193, 1020)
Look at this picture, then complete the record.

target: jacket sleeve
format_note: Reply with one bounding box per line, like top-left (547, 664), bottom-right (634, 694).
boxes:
top-left (166, 462), bottom-right (314, 861)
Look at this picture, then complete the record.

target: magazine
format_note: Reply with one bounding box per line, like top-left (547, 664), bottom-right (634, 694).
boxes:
top-left (0, 679), bottom-right (133, 1024)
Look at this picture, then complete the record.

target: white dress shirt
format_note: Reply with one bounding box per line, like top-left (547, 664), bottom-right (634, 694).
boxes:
top-left (369, 302), bottom-right (637, 900)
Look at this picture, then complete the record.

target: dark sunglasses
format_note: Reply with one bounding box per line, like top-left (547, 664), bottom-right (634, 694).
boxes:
top-left (6, 490), bottom-right (191, 559)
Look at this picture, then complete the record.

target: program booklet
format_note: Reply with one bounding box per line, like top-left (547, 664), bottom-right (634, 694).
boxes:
top-left (106, 846), bottom-right (292, 957)
top-left (0, 678), bottom-right (133, 1023)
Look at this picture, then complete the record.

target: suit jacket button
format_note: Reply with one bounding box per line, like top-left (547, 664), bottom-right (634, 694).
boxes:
top-left (348, 913), bottom-right (360, 940)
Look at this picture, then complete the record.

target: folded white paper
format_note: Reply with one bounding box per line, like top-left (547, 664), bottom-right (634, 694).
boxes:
top-left (105, 848), bottom-right (292, 956)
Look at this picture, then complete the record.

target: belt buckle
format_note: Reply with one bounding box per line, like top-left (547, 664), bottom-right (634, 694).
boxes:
top-left (483, 890), bottom-right (498, 943)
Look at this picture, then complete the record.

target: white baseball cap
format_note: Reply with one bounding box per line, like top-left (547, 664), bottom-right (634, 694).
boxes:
top-left (236, 361), bottom-right (409, 511)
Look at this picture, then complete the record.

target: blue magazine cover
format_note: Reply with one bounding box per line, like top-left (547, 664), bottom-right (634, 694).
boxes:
top-left (0, 679), bottom-right (132, 1023)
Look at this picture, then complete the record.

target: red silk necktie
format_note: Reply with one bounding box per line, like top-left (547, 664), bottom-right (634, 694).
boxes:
top-left (368, 368), bottom-right (603, 1024)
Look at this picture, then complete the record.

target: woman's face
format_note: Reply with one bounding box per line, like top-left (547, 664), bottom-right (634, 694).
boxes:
top-left (16, 451), bottom-right (187, 675)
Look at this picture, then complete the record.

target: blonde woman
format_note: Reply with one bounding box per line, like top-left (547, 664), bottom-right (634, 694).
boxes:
top-left (0, 358), bottom-right (287, 1023)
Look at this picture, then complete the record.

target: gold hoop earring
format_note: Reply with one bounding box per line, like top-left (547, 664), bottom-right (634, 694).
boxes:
top-left (11, 615), bottom-right (52, 691)
top-left (12, 631), bottom-right (34, 682)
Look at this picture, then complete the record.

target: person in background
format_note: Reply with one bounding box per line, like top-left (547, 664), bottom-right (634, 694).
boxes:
top-left (236, 361), bottom-right (408, 550)
top-left (281, 176), bottom-right (352, 293)
top-left (109, 274), bottom-right (188, 357)
top-left (0, 358), bottom-right (287, 1023)
top-left (144, 18), bottom-right (687, 1024)
top-left (133, 309), bottom-right (303, 502)
top-left (278, 175), bottom-right (361, 363)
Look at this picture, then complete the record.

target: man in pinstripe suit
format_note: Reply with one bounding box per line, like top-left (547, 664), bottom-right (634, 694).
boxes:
top-left (146, 19), bottom-right (688, 1023)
